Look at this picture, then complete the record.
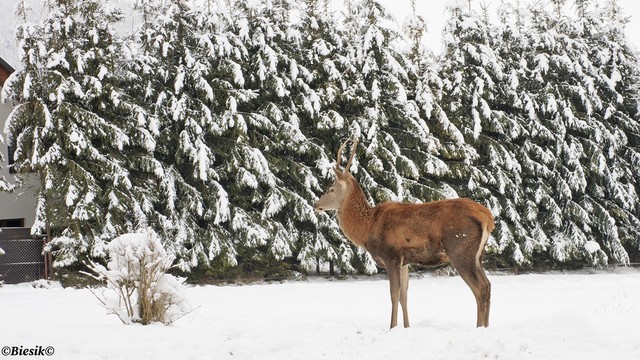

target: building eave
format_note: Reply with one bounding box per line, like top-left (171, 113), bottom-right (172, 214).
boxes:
top-left (0, 56), bottom-right (16, 88)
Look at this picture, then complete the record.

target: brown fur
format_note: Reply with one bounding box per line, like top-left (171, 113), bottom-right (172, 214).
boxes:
top-left (315, 142), bottom-right (495, 328)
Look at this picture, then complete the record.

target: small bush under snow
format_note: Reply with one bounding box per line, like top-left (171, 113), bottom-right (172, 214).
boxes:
top-left (85, 228), bottom-right (191, 325)
top-left (31, 279), bottom-right (62, 289)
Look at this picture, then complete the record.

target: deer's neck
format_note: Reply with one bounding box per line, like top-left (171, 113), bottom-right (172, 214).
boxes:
top-left (337, 181), bottom-right (374, 247)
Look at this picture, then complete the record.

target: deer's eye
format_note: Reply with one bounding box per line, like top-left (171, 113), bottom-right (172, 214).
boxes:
top-left (330, 188), bottom-right (335, 193)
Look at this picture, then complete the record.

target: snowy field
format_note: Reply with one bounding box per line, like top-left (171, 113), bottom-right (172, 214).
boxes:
top-left (2, 270), bottom-right (640, 360)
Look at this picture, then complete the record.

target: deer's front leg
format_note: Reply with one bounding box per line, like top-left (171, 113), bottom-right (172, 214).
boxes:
top-left (400, 264), bottom-right (410, 328)
top-left (386, 259), bottom-right (402, 329)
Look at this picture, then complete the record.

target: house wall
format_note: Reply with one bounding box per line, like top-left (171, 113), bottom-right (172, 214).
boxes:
top-left (0, 94), bottom-right (38, 228)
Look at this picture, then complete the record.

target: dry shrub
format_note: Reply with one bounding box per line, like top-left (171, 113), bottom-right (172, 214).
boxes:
top-left (84, 228), bottom-right (191, 325)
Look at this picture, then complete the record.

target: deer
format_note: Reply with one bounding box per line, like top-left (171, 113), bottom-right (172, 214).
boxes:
top-left (314, 139), bottom-right (495, 328)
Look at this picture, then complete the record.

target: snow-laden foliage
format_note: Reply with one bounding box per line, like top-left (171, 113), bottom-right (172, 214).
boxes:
top-left (4, 0), bottom-right (156, 266)
top-left (3, 0), bottom-right (639, 274)
top-left (439, 1), bottom-right (640, 267)
top-left (129, 0), bottom-right (240, 271)
top-left (441, 2), bottom-right (535, 266)
top-left (84, 228), bottom-right (191, 325)
top-left (340, 0), bottom-right (450, 206)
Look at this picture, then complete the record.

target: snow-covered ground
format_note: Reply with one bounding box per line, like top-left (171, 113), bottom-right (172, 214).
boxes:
top-left (2, 270), bottom-right (640, 359)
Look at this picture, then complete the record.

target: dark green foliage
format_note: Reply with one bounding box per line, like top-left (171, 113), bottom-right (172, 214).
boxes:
top-left (3, 0), bottom-right (639, 279)
top-left (4, 0), bottom-right (156, 265)
top-left (439, 1), bottom-right (640, 268)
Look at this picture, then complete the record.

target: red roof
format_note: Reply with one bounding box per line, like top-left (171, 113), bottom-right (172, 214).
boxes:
top-left (0, 57), bottom-right (15, 88)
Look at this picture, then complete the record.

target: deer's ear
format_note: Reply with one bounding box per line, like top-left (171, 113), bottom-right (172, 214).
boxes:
top-left (337, 171), bottom-right (353, 186)
top-left (334, 168), bottom-right (351, 184)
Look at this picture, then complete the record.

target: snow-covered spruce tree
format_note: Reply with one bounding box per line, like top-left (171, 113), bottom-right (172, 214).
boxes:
top-left (3, 0), bottom-right (154, 266)
top-left (495, 1), bottom-right (586, 267)
top-left (293, 0), bottom-right (362, 274)
top-left (593, 1), bottom-right (640, 263)
top-left (341, 1), bottom-right (446, 203)
top-left (216, 0), bottom-right (344, 276)
top-left (130, 0), bottom-right (241, 272)
top-left (439, 3), bottom-right (536, 267)
top-left (536, 0), bottom-right (614, 266)
top-left (522, 3), bottom-right (608, 266)
top-left (572, 1), bottom-right (640, 264)
top-left (128, 0), bottom-right (345, 277)
top-left (483, 3), bottom-right (572, 267)
top-left (503, 0), bottom-right (638, 267)
top-left (402, 1), bottom-right (471, 201)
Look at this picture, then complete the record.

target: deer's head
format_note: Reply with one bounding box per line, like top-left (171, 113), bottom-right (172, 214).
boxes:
top-left (314, 140), bottom-right (358, 212)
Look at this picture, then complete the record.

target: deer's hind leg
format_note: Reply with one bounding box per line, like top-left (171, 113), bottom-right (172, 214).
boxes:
top-left (443, 229), bottom-right (491, 327)
top-left (461, 261), bottom-right (491, 327)
top-left (475, 263), bottom-right (491, 327)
